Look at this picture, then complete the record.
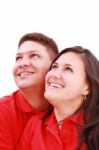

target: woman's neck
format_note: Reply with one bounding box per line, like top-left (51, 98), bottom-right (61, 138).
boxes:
top-left (54, 99), bottom-right (83, 123)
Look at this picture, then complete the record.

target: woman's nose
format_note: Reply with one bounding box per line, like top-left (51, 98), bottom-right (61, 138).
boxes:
top-left (53, 69), bottom-right (62, 78)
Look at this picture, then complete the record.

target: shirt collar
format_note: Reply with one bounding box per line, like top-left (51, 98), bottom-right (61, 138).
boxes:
top-left (14, 90), bottom-right (38, 113)
top-left (65, 111), bottom-right (84, 126)
top-left (44, 110), bottom-right (84, 127)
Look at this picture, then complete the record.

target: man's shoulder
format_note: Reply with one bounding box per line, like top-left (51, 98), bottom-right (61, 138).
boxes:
top-left (0, 90), bottom-right (21, 114)
top-left (0, 90), bottom-right (20, 103)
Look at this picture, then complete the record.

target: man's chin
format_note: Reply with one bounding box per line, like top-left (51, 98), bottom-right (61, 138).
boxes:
top-left (17, 83), bottom-right (31, 90)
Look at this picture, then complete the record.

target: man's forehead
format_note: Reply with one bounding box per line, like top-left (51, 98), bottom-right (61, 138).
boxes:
top-left (16, 50), bottom-right (38, 55)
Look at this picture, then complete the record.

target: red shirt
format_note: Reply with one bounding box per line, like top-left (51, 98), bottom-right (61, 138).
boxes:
top-left (17, 111), bottom-right (87, 150)
top-left (0, 90), bottom-right (46, 149)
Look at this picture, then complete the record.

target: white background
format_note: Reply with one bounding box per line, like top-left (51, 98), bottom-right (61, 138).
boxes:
top-left (0, 0), bottom-right (99, 97)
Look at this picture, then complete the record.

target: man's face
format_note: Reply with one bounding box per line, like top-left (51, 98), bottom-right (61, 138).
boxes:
top-left (13, 41), bottom-right (52, 92)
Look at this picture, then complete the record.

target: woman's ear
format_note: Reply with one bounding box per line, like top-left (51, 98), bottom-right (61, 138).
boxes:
top-left (83, 84), bottom-right (90, 96)
top-left (85, 88), bottom-right (89, 95)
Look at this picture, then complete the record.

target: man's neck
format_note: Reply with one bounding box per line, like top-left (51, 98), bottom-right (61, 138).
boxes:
top-left (20, 90), bottom-right (51, 111)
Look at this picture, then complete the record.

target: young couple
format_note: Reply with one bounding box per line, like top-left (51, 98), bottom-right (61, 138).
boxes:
top-left (0, 32), bottom-right (99, 150)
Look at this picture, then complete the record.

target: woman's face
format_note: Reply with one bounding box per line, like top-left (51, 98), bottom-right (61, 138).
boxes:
top-left (44, 52), bottom-right (89, 106)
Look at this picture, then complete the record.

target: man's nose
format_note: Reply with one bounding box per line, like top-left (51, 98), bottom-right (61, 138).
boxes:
top-left (19, 57), bottom-right (31, 67)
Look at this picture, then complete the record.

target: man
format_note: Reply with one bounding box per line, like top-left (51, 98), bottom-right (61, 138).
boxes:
top-left (0, 32), bottom-right (59, 149)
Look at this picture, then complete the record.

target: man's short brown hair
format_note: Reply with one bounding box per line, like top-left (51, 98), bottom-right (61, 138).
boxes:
top-left (18, 32), bottom-right (59, 60)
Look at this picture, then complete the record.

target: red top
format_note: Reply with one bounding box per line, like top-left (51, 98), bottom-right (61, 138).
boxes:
top-left (0, 90), bottom-right (46, 149)
top-left (17, 111), bottom-right (87, 150)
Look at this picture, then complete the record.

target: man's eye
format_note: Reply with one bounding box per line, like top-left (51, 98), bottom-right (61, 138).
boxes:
top-left (16, 56), bottom-right (22, 61)
top-left (31, 54), bottom-right (39, 58)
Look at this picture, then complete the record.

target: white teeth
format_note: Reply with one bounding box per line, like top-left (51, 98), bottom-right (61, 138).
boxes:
top-left (19, 72), bottom-right (33, 76)
top-left (50, 83), bottom-right (63, 88)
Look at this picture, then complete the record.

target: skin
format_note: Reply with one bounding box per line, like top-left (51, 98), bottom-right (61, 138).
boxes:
top-left (13, 41), bottom-right (53, 111)
top-left (44, 52), bottom-right (89, 122)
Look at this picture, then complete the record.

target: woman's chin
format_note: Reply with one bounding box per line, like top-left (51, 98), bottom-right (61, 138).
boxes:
top-left (44, 91), bottom-right (57, 104)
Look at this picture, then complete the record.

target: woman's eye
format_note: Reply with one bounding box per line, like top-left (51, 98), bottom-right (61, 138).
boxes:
top-left (65, 67), bottom-right (73, 72)
top-left (51, 64), bottom-right (58, 69)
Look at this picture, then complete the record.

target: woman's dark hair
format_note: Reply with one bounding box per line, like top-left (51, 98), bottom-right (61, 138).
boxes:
top-left (51, 46), bottom-right (99, 149)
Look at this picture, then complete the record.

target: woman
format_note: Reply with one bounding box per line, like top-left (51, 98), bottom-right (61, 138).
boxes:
top-left (17, 46), bottom-right (99, 150)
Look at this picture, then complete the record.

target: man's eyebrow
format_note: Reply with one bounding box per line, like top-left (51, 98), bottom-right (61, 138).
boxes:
top-left (16, 50), bottom-right (38, 56)
top-left (16, 50), bottom-right (38, 55)
top-left (16, 53), bottom-right (21, 55)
